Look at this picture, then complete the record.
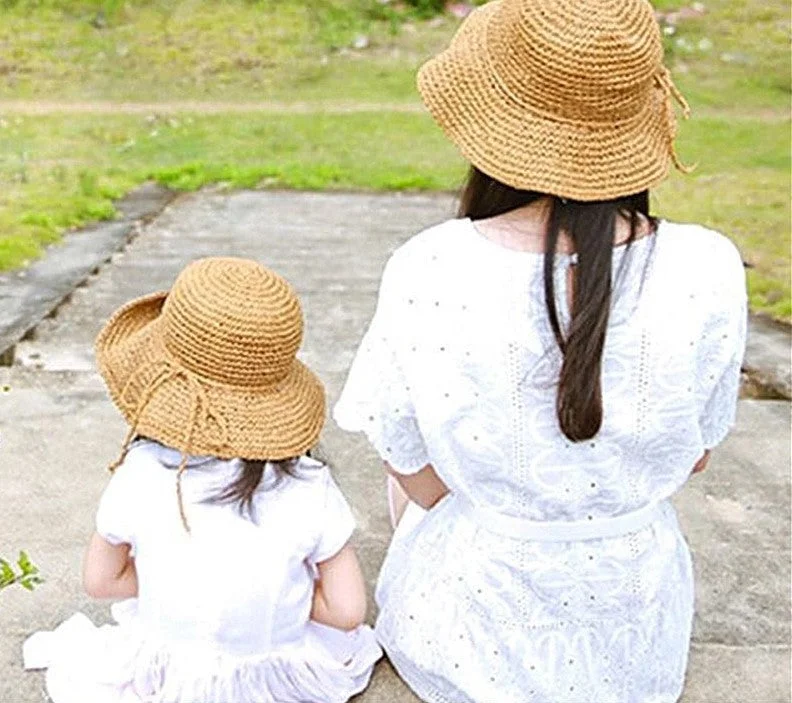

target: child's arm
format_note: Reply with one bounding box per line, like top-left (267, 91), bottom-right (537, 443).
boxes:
top-left (310, 543), bottom-right (366, 631)
top-left (387, 463), bottom-right (449, 510)
top-left (82, 532), bottom-right (138, 599)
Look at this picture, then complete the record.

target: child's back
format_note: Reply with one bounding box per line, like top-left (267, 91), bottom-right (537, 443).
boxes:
top-left (26, 441), bottom-right (380, 703)
top-left (112, 441), bottom-right (355, 654)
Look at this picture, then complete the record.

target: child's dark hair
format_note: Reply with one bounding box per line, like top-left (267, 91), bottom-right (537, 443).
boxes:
top-left (207, 458), bottom-right (302, 517)
top-left (134, 437), bottom-right (312, 527)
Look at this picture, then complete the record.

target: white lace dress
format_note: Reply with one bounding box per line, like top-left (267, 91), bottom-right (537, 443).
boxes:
top-left (334, 218), bottom-right (747, 703)
top-left (23, 441), bottom-right (382, 703)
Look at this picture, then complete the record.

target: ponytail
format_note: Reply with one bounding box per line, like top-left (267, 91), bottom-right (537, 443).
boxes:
top-left (544, 196), bottom-right (648, 439)
top-left (459, 167), bottom-right (652, 442)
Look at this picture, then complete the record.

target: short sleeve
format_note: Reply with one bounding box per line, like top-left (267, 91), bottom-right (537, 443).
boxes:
top-left (333, 255), bottom-right (431, 475)
top-left (310, 471), bottom-right (356, 564)
top-left (95, 452), bottom-right (139, 546)
top-left (697, 238), bottom-right (748, 448)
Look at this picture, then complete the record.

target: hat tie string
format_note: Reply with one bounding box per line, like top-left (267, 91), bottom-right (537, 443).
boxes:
top-left (107, 360), bottom-right (232, 534)
top-left (109, 361), bottom-right (181, 472)
top-left (655, 67), bottom-right (695, 174)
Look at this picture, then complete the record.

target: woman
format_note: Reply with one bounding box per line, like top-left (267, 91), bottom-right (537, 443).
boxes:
top-left (334, 0), bottom-right (747, 701)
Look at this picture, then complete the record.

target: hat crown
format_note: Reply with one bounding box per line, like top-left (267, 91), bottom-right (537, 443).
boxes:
top-left (161, 258), bottom-right (303, 387)
top-left (488, 0), bottom-right (663, 122)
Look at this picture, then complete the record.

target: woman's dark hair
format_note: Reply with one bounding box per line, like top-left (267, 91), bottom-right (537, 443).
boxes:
top-left (208, 458), bottom-right (301, 518)
top-left (459, 166), bottom-right (654, 442)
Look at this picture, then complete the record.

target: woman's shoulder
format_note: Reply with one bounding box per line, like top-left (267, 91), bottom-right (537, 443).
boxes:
top-left (387, 218), bottom-right (470, 271)
top-left (658, 220), bottom-right (743, 273)
top-left (656, 220), bottom-right (746, 296)
top-left (376, 218), bottom-right (473, 303)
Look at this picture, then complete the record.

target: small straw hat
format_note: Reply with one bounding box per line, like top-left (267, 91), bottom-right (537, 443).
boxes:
top-left (417, 0), bottom-right (692, 201)
top-left (96, 257), bottom-right (325, 529)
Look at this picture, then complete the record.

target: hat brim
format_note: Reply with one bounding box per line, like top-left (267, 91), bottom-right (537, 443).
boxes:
top-left (95, 291), bottom-right (326, 461)
top-left (417, 1), bottom-right (673, 201)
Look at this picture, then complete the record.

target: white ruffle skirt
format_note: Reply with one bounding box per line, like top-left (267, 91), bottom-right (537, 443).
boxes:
top-left (24, 600), bottom-right (382, 703)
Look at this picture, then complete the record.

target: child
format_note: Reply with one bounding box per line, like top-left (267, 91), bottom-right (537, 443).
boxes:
top-left (23, 257), bottom-right (382, 703)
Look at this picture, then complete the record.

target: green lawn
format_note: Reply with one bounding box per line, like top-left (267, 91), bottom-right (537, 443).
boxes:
top-left (0, 0), bottom-right (447, 103)
top-left (0, 0), bottom-right (789, 320)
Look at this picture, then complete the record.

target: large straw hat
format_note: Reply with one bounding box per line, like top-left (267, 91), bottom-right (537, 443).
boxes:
top-left (96, 257), bottom-right (325, 467)
top-left (417, 0), bottom-right (691, 201)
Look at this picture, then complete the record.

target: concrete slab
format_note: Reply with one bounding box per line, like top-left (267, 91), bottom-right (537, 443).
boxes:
top-left (684, 644), bottom-right (791, 703)
top-left (0, 184), bottom-right (174, 364)
top-left (744, 316), bottom-right (791, 399)
top-left (1, 191), bottom-right (789, 703)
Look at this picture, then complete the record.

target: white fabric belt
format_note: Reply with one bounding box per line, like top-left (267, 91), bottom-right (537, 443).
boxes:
top-left (457, 497), bottom-right (668, 542)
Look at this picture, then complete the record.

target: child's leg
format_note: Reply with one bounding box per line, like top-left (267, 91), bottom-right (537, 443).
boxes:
top-left (387, 475), bottom-right (410, 529)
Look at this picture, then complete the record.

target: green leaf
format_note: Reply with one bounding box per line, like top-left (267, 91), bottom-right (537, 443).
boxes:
top-left (0, 552), bottom-right (43, 594)
top-left (0, 560), bottom-right (14, 582)
top-left (18, 554), bottom-right (38, 577)
top-left (17, 551), bottom-right (32, 572)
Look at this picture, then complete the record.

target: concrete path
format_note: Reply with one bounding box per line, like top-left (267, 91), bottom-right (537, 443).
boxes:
top-left (1, 191), bottom-right (789, 703)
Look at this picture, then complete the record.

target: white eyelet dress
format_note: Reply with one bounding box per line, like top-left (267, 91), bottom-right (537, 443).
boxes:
top-left (23, 442), bottom-right (382, 703)
top-left (334, 218), bottom-right (747, 703)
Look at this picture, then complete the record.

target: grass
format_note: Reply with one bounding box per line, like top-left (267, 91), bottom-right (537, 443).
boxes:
top-left (0, 1), bottom-right (449, 103)
top-left (658, 140), bottom-right (790, 320)
top-left (0, 0), bottom-right (789, 320)
top-left (0, 111), bottom-right (463, 269)
top-left (655, 0), bottom-right (790, 114)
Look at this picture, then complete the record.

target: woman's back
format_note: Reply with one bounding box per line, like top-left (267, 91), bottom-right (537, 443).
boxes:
top-left (339, 217), bottom-right (745, 521)
top-left (335, 217), bottom-right (746, 702)
top-left (333, 0), bottom-right (748, 697)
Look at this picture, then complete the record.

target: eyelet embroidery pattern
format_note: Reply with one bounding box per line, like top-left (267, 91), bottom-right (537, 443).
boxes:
top-left (334, 219), bottom-right (747, 703)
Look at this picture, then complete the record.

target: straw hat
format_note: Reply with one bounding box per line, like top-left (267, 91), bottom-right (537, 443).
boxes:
top-left (417, 0), bottom-right (691, 201)
top-left (96, 257), bottom-right (326, 471)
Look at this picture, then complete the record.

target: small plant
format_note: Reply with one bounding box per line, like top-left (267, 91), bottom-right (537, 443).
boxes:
top-left (0, 552), bottom-right (43, 594)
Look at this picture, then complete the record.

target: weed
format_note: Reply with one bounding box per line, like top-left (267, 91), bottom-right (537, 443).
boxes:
top-left (0, 552), bottom-right (43, 594)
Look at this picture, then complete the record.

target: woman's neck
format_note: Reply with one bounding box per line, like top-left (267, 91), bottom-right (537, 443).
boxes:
top-left (473, 198), bottom-right (652, 254)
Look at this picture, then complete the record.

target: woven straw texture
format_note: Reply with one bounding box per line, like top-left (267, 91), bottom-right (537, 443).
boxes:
top-left (96, 257), bottom-right (325, 463)
top-left (417, 0), bottom-right (690, 201)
